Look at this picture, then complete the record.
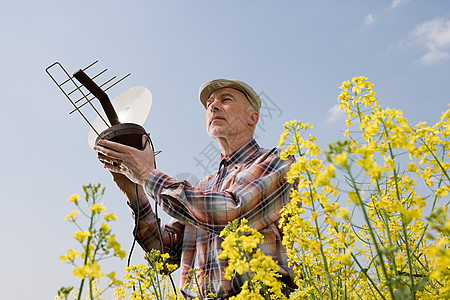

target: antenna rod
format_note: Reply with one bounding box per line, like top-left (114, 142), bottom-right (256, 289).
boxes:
top-left (73, 69), bottom-right (121, 126)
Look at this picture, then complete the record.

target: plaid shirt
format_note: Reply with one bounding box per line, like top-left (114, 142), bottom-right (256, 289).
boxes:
top-left (129, 139), bottom-right (295, 299)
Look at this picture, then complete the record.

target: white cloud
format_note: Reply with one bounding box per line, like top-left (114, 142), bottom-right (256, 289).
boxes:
top-left (364, 14), bottom-right (375, 25)
top-left (420, 50), bottom-right (449, 65)
top-left (412, 17), bottom-right (450, 65)
top-left (325, 104), bottom-right (345, 124)
top-left (390, 0), bottom-right (410, 9)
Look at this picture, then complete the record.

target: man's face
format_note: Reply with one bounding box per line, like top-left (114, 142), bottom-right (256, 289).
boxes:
top-left (205, 87), bottom-right (257, 140)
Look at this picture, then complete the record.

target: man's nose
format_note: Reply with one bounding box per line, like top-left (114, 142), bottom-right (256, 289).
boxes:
top-left (209, 99), bottom-right (221, 111)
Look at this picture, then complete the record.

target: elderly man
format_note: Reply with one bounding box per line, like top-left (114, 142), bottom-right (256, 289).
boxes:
top-left (94, 79), bottom-right (295, 299)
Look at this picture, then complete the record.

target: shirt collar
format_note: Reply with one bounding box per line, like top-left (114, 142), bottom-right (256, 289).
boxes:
top-left (220, 139), bottom-right (260, 165)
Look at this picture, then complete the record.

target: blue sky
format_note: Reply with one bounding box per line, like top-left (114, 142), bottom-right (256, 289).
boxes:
top-left (1, 0), bottom-right (450, 298)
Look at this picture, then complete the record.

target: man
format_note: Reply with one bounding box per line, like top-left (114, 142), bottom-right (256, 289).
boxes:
top-left (94, 79), bottom-right (295, 299)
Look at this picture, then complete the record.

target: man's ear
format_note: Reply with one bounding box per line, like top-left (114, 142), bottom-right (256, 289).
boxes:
top-left (248, 111), bottom-right (259, 126)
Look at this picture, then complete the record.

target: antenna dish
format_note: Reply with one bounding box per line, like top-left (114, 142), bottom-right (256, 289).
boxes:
top-left (88, 86), bottom-right (152, 148)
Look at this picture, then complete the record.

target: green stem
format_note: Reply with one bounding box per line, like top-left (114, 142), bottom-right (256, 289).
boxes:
top-left (351, 253), bottom-right (386, 300)
top-left (387, 144), bottom-right (416, 298)
top-left (76, 214), bottom-right (95, 300)
top-left (330, 219), bottom-right (387, 300)
top-left (148, 263), bottom-right (162, 300)
top-left (89, 278), bottom-right (94, 300)
top-left (375, 178), bottom-right (398, 277)
top-left (346, 166), bottom-right (395, 299)
top-left (355, 101), bottom-right (363, 122)
top-left (410, 141), bottom-right (448, 281)
top-left (138, 277), bottom-right (145, 300)
top-left (155, 267), bottom-right (163, 299)
top-left (301, 247), bottom-right (323, 298)
top-left (260, 282), bottom-right (271, 300)
top-left (308, 181), bottom-right (334, 299)
top-left (76, 188), bottom-right (100, 300)
top-left (193, 270), bottom-right (204, 300)
top-left (382, 208), bottom-right (398, 275)
top-left (324, 181), bottom-right (387, 300)
top-left (412, 183), bottom-right (441, 265)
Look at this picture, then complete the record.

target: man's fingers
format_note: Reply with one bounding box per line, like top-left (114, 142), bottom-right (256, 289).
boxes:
top-left (94, 144), bottom-right (123, 160)
top-left (96, 139), bottom-right (130, 153)
top-left (94, 136), bottom-right (154, 185)
top-left (98, 153), bottom-right (122, 167)
top-left (98, 153), bottom-right (108, 161)
top-left (102, 159), bottom-right (123, 173)
top-left (142, 134), bottom-right (148, 150)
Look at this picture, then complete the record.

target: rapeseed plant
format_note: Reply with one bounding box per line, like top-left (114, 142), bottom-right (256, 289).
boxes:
top-left (56, 184), bottom-right (126, 300)
top-left (218, 219), bottom-right (285, 299)
top-left (57, 185), bottom-right (203, 300)
top-left (275, 76), bottom-right (450, 299)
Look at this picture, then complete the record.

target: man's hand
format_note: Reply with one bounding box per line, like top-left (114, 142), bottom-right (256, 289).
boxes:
top-left (94, 134), bottom-right (155, 186)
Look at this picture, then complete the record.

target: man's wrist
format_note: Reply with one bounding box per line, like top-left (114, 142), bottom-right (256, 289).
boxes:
top-left (138, 166), bottom-right (155, 186)
top-left (144, 168), bottom-right (169, 201)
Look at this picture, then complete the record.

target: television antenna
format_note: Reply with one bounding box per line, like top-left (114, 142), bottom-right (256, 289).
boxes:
top-left (45, 60), bottom-right (152, 149)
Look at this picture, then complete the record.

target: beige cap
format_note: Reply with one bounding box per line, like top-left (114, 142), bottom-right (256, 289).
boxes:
top-left (199, 79), bottom-right (261, 113)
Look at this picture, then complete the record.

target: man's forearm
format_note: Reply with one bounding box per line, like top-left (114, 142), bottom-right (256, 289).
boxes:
top-left (125, 184), bottom-right (149, 207)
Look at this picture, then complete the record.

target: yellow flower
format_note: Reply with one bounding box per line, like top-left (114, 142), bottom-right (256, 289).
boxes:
top-left (279, 149), bottom-right (290, 160)
top-left (278, 129), bottom-right (289, 147)
top-left (338, 207), bottom-right (350, 220)
top-left (104, 213), bottom-right (117, 222)
top-left (339, 80), bottom-right (352, 91)
top-left (100, 222), bottom-right (110, 232)
top-left (287, 144), bottom-right (297, 155)
top-left (286, 162), bottom-right (301, 183)
top-left (309, 240), bottom-right (320, 255)
top-left (323, 202), bottom-right (338, 215)
top-left (73, 261), bottom-right (103, 279)
top-left (73, 231), bottom-right (91, 243)
top-left (334, 152), bottom-right (348, 167)
top-left (352, 85), bottom-right (362, 94)
top-left (107, 235), bottom-right (126, 259)
top-left (90, 203), bottom-right (106, 214)
top-left (309, 211), bottom-right (319, 221)
top-left (422, 167), bottom-right (435, 187)
top-left (63, 210), bottom-right (79, 222)
top-left (347, 191), bottom-right (362, 205)
top-left (345, 117), bottom-right (353, 127)
top-left (69, 194), bottom-right (80, 205)
top-left (407, 162), bottom-right (420, 177)
top-left (400, 207), bottom-right (420, 224)
top-left (81, 245), bottom-right (95, 260)
top-left (336, 249), bottom-right (353, 266)
top-left (343, 128), bottom-right (349, 137)
top-left (435, 186), bottom-right (449, 199)
top-left (60, 249), bottom-right (80, 262)
top-left (235, 261), bottom-right (249, 275)
top-left (314, 164), bottom-right (335, 186)
top-left (106, 271), bottom-right (123, 287)
top-left (429, 269), bottom-right (441, 281)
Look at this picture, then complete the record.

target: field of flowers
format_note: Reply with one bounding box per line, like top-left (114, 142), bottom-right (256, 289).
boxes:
top-left (56, 77), bottom-right (450, 300)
